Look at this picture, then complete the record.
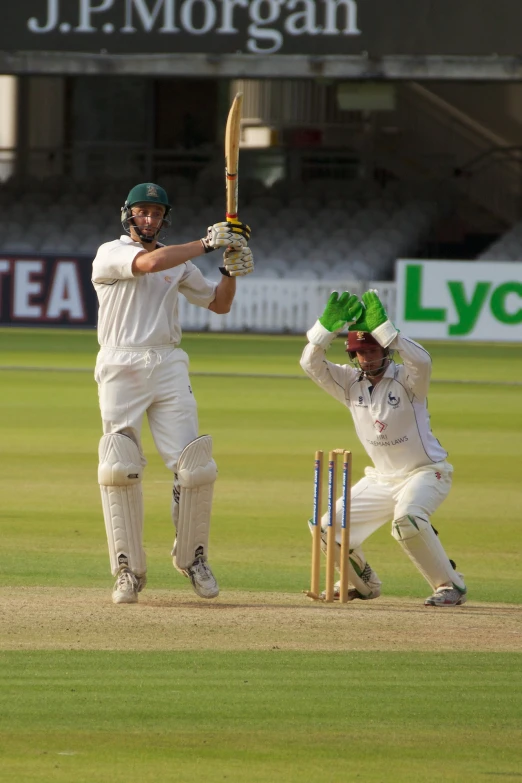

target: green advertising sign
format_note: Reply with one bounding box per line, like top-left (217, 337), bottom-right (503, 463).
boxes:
top-left (396, 261), bottom-right (522, 341)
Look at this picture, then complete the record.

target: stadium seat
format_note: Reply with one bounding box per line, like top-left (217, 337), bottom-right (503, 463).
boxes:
top-left (0, 175), bottom-right (444, 283)
top-left (1, 239), bottom-right (35, 253)
top-left (78, 237), bottom-right (100, 255)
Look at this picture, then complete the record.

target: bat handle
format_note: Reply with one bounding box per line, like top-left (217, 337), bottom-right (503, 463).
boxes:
top-left (226, 214), bottom-right (240, 224)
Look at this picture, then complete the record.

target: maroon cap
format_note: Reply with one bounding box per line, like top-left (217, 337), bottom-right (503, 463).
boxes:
top-left (346, 330), bottom-right (381, 352)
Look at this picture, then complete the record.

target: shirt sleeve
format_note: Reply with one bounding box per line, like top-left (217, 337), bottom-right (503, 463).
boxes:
top-left (300, 323), bottom-right (359, 406)
top-left (391, 334), bottom-right (432, 400)
top-left (179, 262), bottom-right (218, 308)
top-left (92, 240), bottom-right (143, 283)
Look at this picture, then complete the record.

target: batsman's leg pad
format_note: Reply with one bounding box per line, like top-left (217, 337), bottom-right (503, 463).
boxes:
top-left (392, 515), bottom-right (466, 592)
top-left (174, 435), bottom-right (217, 570)
top-left (98, 433), bottom-right (146, 578)
top-left (171, 478), bottom-right (180, 528)
top-left (307, 521), bottom-right (381, 598)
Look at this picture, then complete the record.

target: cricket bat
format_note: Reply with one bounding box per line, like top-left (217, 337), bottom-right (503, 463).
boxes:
top-left (224, 92), bottom-right (243, 225)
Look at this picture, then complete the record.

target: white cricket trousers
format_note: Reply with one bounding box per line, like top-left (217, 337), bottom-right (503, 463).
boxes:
top-left (325, 461), bottom-right (453, 549)
top-left (95, 346), bottom-right (198, 471)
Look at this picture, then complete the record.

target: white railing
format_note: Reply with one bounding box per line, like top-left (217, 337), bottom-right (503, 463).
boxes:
top-left (179, 278), bottom-right (396, 334)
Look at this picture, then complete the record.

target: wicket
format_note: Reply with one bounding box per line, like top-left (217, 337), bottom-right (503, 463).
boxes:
top-left (305, 449), bottom-right (352, 603)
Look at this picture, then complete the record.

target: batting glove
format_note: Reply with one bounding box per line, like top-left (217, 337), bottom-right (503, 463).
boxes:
top-left (319, 291), bottom-right (363, 332)
top-left (201, 221), bottom-right (251, 253)
top-left (219, 245), bottom-right (254, 277)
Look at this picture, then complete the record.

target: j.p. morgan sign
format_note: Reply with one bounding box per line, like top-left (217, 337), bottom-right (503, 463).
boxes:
top-left (4, 0), bottom-right (522, 57)
top-left (6, 0), bottom-right (363, 55)
top-left (396, 260), bottom-right (522, 342)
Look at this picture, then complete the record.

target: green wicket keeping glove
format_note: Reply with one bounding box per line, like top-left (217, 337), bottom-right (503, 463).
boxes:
top-left (360, 290), bottom-right (389, 332)
top-left (348, 304), bottom-right (371, 333)
top-left (348, 289), bottom-right (399, 346)
top-left (319, 291), bottom-right (363, 332)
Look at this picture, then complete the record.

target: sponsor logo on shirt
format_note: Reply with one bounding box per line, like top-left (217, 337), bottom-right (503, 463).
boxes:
top-left (387, 391), bottom-right (400, 408)
top-left (367, 435), bottom-right (409, 447)
top-left (374, 419), bottom-right (387, 433)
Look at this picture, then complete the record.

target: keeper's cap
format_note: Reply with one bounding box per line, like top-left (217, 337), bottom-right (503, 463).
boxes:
top-left (346, 330), bottom-right (381, 353)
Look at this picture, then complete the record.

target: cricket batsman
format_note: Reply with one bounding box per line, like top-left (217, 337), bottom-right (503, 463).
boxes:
top-left (92, 182), bottom-right (253, 604)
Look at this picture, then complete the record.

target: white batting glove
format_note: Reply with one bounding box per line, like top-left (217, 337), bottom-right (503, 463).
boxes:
top-left (200, 221), bottom-right (251, 253)
top-left (219, 245), bottom-right (254, 277)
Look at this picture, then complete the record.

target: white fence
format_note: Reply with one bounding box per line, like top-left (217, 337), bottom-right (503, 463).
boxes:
top-left (179, 279), bottom-right (396, 334)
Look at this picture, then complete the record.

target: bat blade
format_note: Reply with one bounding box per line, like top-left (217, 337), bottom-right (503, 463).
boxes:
top-left (224, 92), bottom-right (243, 224)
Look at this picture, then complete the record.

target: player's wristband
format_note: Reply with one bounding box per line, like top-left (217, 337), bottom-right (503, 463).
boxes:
top-left (306, 320), bottom-right (338, 348)
top-left (372, 319), bottom-right (398, 348)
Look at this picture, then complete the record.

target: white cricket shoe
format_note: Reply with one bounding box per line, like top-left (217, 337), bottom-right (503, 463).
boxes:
top-left (424, 579), bottom-right (467, 607)
top-left (112, 567), bottom-right (139, 605)
top-left (172, 540), bottom-right (219, 598)
top-left (185, 555), bottom-right (220, 599)
top-left (172, 541), bottom-right (219, 599)
top-left (136, 574), bottom-right (147, 593)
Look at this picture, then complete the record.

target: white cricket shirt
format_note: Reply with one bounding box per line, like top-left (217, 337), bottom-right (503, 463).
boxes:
top-left (300, 323), bottom-right (448, 477)
top-left (92, 235), bottom-right (217, 348)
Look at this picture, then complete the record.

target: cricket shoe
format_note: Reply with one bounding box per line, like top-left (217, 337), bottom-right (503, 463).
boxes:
top-left (424, 577), bottom-right (467, 607)
top-left (172, 541), bottom-right (219, 599)
top-left (112, 567), bottom-right (140, 605)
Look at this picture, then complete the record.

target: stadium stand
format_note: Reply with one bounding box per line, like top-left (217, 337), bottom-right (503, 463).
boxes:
top-left (477, 221), bottom-right (522, 260)
top-left (0, 172), bottom-right (443, 281)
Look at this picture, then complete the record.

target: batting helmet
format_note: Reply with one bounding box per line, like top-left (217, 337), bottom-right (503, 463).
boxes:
top-left (124, 182), bottom-right (170, 212)
top-left (121, 183), bottom-right (171, 242)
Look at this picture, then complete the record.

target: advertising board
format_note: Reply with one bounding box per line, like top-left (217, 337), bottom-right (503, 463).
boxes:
top-left (395, 260), bottom-right (522, 342)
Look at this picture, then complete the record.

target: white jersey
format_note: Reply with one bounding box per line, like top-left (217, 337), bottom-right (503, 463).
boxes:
top-left (92, 235), bottom-right (217, 348)
top-left (300, 326), bottom-right (448, 477)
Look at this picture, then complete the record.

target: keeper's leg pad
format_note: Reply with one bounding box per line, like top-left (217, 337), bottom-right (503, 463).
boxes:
top-left (392, 515), bottom-right (465, 592)
top-left (174, 435), bottom-right (217, 570)
top-left (307, 521), bottom-right (381, 598)
top-left (98, 433), bottom-right (146, 578)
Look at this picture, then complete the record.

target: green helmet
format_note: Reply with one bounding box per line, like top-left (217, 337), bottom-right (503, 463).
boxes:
top-left (121, 182), bottom-right (171, 243)
top-left (124, 182), bottom-right (171, 211)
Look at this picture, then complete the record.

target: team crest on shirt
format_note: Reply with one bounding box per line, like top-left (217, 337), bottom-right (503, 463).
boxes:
top-left (147, 184), bottom-right (159, 198)
top-left (387, 391), bottom-right (400, 408)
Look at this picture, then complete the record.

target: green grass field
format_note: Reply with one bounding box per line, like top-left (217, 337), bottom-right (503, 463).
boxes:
top-left (1, 328), bottom-right (521, 782)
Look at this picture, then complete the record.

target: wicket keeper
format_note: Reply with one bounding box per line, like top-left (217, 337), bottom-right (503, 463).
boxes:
top-left (300, 289), bottom-right (467, 606)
